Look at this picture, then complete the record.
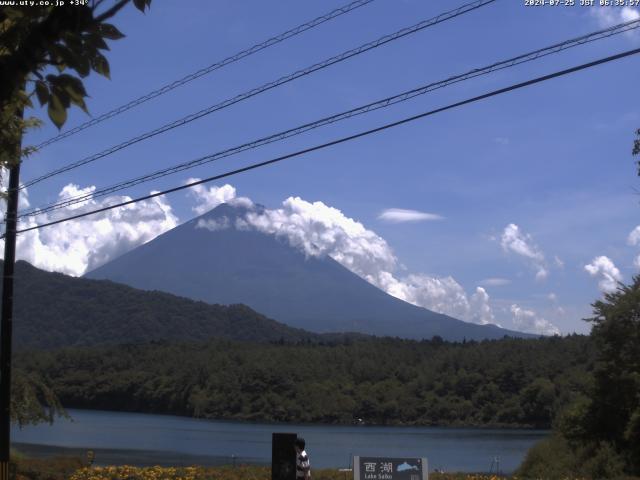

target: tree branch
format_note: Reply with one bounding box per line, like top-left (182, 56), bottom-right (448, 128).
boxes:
top-left (94, 0), bottom-right (130, 23)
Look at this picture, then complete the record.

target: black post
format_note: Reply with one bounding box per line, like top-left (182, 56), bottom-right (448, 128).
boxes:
top-left (0, 160), bottom-right (21, 479)
top-left (272, 433), bottom-right (297, 480)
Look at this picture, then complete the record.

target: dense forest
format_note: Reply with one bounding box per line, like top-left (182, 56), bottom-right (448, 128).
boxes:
top-left (17, 335), bottom-right (593, 429)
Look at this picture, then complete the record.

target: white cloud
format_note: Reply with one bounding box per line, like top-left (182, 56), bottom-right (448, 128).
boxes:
top-left (510, 304), bottom-right (560, 336)
top-left (235, 196), bottom-right (498, 327)
top-left (591, 6), bottom-right (640, 39)
top-left (584, 255), bottom-right (622, 293)
top-left (9, 179), bottom-right (504, 330)
top-left (629, 225), bottom-right (640, 245)
top-left (627, 226), bottom-right (640, 268)
top-left (470, 287), bottom-right (497, 326)
top-left (197, 217), bottom-right (231, 231)
top-left (2, 184), bottom-right (179, 277)
top-left (554, 256), bottom-right (564, 269)
top-left (378, 208), bottom-right (444, 223)
top-left (245, 197), bottom-right (397, 277)
top-left (500, 223), bottom-right (548, 280)
top-left (592, 5), bottom-right (639, 27)
top-left (185, 180), bottom-right (242, 215)
top-left (479, 277), bottom-right (511, 287)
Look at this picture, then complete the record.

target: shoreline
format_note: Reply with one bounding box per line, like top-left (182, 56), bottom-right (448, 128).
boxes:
top-left (47, 407), bottom-right (552, 432)
top-left (13, 442), bottom-right (266, 468)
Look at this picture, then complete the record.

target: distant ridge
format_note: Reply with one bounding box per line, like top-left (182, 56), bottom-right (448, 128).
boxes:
top-left (2, 260), bottom-right (344, 349)
top-left (86, 203), bottom-right (535, 341)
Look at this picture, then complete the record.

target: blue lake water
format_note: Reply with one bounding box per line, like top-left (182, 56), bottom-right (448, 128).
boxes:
top-left (13, 409), bottom-right (548, 473)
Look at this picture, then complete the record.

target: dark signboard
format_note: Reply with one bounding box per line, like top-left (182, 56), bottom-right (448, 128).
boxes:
top-left (353, 457), bottom-right (428, 480)
top-left (272, 433), bottom-right (297, 480)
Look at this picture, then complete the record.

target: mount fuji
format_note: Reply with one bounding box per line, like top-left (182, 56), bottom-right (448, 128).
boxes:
top-left (85, 203), bottom-right (533, 341)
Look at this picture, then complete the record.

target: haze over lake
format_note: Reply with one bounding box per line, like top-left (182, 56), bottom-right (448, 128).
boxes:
top-left (14, 409), bottom-right (548, 473)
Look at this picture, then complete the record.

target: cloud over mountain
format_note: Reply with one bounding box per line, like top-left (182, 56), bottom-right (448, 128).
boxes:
top-left (196, 191), bottom-right (497, 326)
top-left (2, 183), bottom-right (178, 277)
top-left (510, 304), bottom-right (560, 336)
top-left (4, 180), bottom-right (563, 332)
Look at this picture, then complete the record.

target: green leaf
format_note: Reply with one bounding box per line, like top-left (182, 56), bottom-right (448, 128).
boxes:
top-left (98, 23), bottom-right (125, 40)
top-left (62, 32), bottom-right (83, 56)
top-left (16, 90), bottom-right (32, 108)
top-left (34, 81), bottom-right (49, 106)
top-left (85, 33), bottom-right (110, 51)
top-left (52, 87), bottom-right (71, 109)
top-left (57, 75), bottom-right (89, 114)
top-left (74, 54), bottom-right (91, 78)
top-left (91, 53), bottom-right (110, 79)
top-left (133, 0), bottom-right (151, 12)
top-left (48, 94), bottom-right (67, 129)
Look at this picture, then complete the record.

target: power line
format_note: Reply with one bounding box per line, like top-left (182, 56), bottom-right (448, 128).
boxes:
top-left (21, 0), bottom-right (497, 190)
top-left (33, 0), bottom-right (376, 150)
top-left (12, 46), bottom-right (640, 237)
top-left (18, 18), bottom-right (640, 218)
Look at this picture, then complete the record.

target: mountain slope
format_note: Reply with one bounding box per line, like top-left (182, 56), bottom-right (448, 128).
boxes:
top-left (2, 260), bottom-right (327, 349)
top-left (86, 203), bottom-right (533, 341)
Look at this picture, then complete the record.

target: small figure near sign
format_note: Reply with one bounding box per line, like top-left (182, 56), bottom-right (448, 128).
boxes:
top-left (353, 457), bottom-right (428, 480)
top-left (295, 436), bottom-right (311, 480)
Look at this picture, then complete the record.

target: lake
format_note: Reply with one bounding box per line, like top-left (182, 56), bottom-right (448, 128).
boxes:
top-left (13, 409), bottom-right (548, 473)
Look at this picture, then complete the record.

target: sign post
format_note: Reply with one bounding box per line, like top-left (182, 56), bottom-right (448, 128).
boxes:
top-left (353, 457), bottom-right (428, 480)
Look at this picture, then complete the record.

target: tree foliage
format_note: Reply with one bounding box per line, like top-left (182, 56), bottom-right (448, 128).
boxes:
top-left (0, 0), bottom-right (151, 168)
top-left (581, 277), bottom-right (640, 473)
top-left (0, 0), bottom-right (151, 426)
top-left (520, 277), bottom-right (640, 478)
top-left (17, 335), bottom-right (594, 429)
top-left (11, 367), bottom-right (67, 428)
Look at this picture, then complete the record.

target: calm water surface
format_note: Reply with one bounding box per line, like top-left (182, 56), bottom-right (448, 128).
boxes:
top-left (14, 409), bottom-right (548, 473)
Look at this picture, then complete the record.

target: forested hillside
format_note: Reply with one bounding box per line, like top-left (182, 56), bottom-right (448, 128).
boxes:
top-left (17, 335), bottom-right (594, 428)
top-left (3, 260), bottom-right (344, 348)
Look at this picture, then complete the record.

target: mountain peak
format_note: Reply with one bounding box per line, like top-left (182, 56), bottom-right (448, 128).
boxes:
top-left (86, 205), bottom-right (534, 341)
top-left (187, 201), bottom-right (265, 231)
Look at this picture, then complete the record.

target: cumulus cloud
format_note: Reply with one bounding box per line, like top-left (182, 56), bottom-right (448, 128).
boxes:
top-left (585, 256), bottom-right (622, 293)
top-left (470, 287), bottom-right (497, 325)
top-left (9, 177), bottom-right (505, 330)
top-left (628, 225), bottom-right (640, 246)
top-left (189, 189), bottom-right (497, 324)
top-left (204, 195), bottom-right (498, 326)
top-left (627, 226), bottom-right (640, 268)
top-left (197, 217), bottom-right (231, 231)
top-left (2, 183), bottom-right (179, 277)
top-left (185, 180), bottom-right (251, 215)
top-left (378, 208), bottom-right (443, 223)
top-left (500, 223), bottom-right (548, 280)
top-left (245, 197), bottom-right (397, 278)
top-left (592, 5), bottom-right (640, 34)
top-left (479, 277), bottom-right (511, 287)
top-left (510, 304), bottom-right (560, 336)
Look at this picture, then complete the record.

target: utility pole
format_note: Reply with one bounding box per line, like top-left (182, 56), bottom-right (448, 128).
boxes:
top-left (0, 122), bottom-right (22, 480)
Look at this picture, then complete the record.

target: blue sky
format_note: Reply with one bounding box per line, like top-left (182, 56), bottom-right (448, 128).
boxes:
top-left (14, 0), bottom-right (640, 335)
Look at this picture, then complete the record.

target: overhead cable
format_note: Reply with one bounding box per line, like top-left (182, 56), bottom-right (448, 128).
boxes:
top-left (34, 0), bottom-right (377, 150)
top-left (12, 46), bottom-right (640, 237)
top-left (18, 17), bottom-right (640, 218)
top-left (21, 0), bottom-right (497, 189)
